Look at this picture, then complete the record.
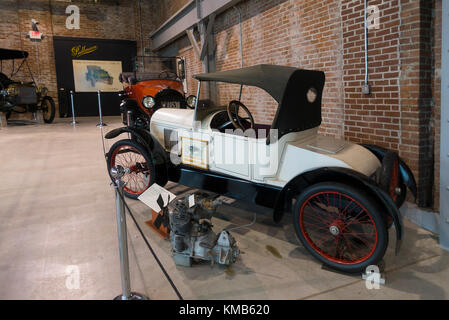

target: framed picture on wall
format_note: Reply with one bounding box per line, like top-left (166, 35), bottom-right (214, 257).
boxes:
top-left (72, 59), bottom-right (123, 92)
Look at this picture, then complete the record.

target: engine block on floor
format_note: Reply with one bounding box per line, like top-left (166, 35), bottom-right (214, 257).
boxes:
top-left (168, 192), bottom-right (239, 267)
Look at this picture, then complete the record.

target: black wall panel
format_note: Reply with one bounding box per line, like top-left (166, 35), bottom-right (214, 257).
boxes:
top-left (53, 36), bottom-right (136, 117)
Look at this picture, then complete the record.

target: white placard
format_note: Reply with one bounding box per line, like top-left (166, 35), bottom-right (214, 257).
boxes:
top-left (216, 195), bottom-right (237, 205)
top-left (188, 194), bottom-right (195, 208)
top-left (72, 59), bottom-right (122, 92)
top-left (181, 137), bottom-right (209, 169)
top-left (137, 183), bottom-right (176, 212)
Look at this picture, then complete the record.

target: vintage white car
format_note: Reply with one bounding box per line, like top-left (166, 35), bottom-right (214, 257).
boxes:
top-left (105, 64), bottom-right (417, 273)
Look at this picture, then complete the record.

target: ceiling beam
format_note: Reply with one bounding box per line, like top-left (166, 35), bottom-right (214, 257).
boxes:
top-left (199, 13), bottom-right (215, 60)
top-left (185, 28), bottom-right (201, 58)
top-left (150, 0), bottom-right (241, 51)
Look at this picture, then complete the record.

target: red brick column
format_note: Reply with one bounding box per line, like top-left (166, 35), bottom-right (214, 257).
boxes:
top-left (399, 0), bottom-right (434, 207)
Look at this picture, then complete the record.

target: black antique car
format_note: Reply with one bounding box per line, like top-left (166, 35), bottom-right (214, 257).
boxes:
top-left (0, 48), bottom-right (55, 123)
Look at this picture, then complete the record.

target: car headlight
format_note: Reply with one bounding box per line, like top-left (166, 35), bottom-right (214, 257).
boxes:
top-left (40, 87), bottom-right (48, 96)
top-left (6, 87), bottom-right (17, 96)
top-left (142, 96), bottom-right (155, 109)
top-left (186, 95), bottom-right (197, 108)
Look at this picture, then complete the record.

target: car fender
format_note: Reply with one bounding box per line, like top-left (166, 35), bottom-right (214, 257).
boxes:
top-left (273, 166), bottom-right (403, 254)
top-left (361, 144), bottom-right (417, 200)
top-left (105, 126), bottom-right (169, 186)
top-left (119, 98), bottom-right (139, 109)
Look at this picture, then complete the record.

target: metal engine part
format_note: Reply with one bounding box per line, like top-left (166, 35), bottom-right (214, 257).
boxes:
top-left (168, 192), bottom-right (240, 267)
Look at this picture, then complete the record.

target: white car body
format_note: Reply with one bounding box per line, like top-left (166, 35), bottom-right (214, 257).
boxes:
top-left (150, 108), bottom-right (381, 187)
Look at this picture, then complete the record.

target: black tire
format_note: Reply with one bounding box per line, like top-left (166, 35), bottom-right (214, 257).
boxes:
top-left (292, 182), bottom-right (388, 274)
top-left (41, 96), bottom-right (55, 123)
top-left (107, 139), bottom-right (155, 199)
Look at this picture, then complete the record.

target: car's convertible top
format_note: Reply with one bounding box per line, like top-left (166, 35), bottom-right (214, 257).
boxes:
top-left (0, 48), bottom-right (29, 60)
top-left (194, 64), bottom-right (325, 139)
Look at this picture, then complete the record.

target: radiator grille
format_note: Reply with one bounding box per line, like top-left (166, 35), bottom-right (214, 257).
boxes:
top-left (16, 86), bottom-right (37, 104)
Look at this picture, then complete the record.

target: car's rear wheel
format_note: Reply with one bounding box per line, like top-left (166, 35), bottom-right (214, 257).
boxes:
top-left (41, 96), bottom-right (55, 123)
top-left (293, 182), bottom-right (388, 273)
top-left (107, 139), bottom-right (155, 199)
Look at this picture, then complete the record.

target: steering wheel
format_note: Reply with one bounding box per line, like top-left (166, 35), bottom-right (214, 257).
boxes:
top-left (227, 100), bottom-right (255, 130)
top-left (158, 71), bottom-right (178, 80)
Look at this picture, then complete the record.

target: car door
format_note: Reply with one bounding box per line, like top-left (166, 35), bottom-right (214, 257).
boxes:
top-left (210, 130), bottom-right (251, 180)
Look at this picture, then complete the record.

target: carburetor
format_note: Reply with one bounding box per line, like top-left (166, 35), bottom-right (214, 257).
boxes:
top-left (168, 192), bottom-right (240, 267)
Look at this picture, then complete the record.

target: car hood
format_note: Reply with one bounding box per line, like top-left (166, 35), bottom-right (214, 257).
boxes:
top-left (151, 108), bottom-right (194, 128)
top-left (136, 80), bottom-right (183, 90)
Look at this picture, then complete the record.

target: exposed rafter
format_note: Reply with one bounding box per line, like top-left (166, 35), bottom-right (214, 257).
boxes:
top-left (150, 0), bottom-right (241, 51)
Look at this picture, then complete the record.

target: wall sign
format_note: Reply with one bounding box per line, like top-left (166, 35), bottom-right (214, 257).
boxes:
top-left (72, 59), bottom-right (122, 92)
top-left (27, 31), bottom-right (43, 40)
top-left (66, 5), bottom-right (80, 30)
top-left (71, 45), bottom-right (98, 58)
top-left (26, 19), bottom-right (43, 42)
top-left (53, 36), bottom-right (136, 117)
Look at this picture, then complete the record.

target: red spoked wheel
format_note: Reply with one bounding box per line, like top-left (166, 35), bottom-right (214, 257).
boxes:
top-left (293, 182), bottom-right (388, 273)
top-left (107, 139), bottom-right (155, 199)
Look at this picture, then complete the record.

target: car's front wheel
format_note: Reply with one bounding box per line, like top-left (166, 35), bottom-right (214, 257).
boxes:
top-left (41, 96), bottom-right (55, 123)
top-left (293, 182), bottom-right (388, 273)
top-left (107, 139), bottom-right (155, 199)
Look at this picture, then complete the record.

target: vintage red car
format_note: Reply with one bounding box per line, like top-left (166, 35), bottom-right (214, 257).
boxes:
top-left (118, 56), bottom-right (195, 129)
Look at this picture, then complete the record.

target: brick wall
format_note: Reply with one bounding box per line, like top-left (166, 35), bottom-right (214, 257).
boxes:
top-left (134, 0), bottom-right (190, 55)
top-left (152, 0), bottom-right (441, 210)
top-left (0, 0), bottom-right (139, 119)
top-left (167, 0), bottom-right (346, 131)
top-left (342, 0), bottom-right (401, 150)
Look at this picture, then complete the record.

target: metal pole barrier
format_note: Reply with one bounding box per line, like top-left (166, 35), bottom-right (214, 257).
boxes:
top-left (110, 165), bottom-right (148, 301)
top-left (32, 109), bottom-right (44, 124)
top-left (70, 90), bottom-right (78, 125)
top-left (96, 89), bottom-right (107, 127)
top-left (0, 112), bottom-right (7, 128)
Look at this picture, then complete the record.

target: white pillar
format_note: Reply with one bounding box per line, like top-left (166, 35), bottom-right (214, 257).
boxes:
top-left (440, 0), bottom-right (449, 250)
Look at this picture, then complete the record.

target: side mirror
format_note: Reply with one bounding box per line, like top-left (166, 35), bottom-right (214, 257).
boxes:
top-left (177, 58), bottom-right (186, 80)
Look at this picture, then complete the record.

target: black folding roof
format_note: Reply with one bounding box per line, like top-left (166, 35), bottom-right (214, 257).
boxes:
top-left (194, 64), bottom-right (299, 102)
top-left (194, 64), bottom-right (326, 140)
top-left (0, 48), bottom-right (29, 60)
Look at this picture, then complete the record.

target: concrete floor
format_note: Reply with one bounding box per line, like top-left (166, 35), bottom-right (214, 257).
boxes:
top-left (0, 116), bottom-right (448, 300)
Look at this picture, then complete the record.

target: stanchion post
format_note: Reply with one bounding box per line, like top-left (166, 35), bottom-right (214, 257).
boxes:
top-left (70, 90), bottom-right (78, 125)
top-left (0, 112), bottom-right (7, 128)
top-left (110, 165), bottom-right (148, 301)
top-left (32, 110), bottom-right (44, 124)
top-left (96, 89), bottom-right (107, 127)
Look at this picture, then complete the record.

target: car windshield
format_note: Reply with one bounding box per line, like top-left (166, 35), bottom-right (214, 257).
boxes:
top-left (133, 56), bottom-right (178, 74)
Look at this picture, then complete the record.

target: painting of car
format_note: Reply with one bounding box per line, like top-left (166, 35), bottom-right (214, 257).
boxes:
top-left (85, 65), bottom-right (114, 87)
top-left (0, 48), bottom-right (55, 123)
top-left (117, 55), bottom-right (194, 130)
top-left (104, 64), bottom-right (417, 273)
